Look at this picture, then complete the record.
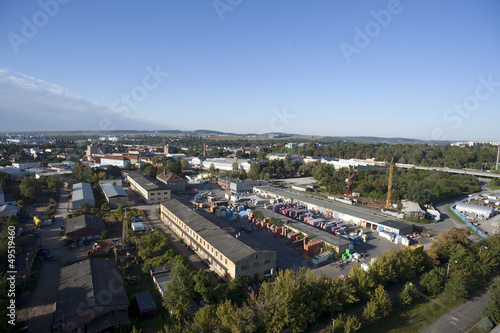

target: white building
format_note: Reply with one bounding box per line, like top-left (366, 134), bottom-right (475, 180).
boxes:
top-left (202, 158), bottom-right (252, 172)
top-left (0, 167), bottom-right (27, 179)
top-left (456, 202), bottom-right (494, 220)
top-left (71, 183), bottom-right (96, 210)
top-left (12, 162), bottom-right (41, 170)
top-left (100, 156), bottom-right (130, 168)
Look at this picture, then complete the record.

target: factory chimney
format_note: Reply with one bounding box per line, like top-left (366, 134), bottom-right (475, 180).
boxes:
top-left (203, 142), bottom-right (206, 157)
top-left (497, 145), bottom-right (500, 170)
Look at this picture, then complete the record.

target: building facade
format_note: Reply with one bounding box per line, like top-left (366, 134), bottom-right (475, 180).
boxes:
top-left (160, 199), bottom-right (276, 280)
top-left (100, 156), bottom-right (131, 168)
top-left (125, 171), bottom-right (171, 204)
top-left (156, 171), bottom-right (187, 192)
top-left (100, 182), bottom-right (129, 208)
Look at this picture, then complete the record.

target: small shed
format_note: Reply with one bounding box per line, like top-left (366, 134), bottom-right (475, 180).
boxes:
top-left (134, 291), bottom-right (158, 319)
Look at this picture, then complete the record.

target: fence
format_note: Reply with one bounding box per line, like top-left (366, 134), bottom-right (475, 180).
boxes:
top-left (450, 201), bottom-right (489, 239)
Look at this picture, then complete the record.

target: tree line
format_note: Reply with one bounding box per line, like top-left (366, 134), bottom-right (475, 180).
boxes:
top-left (312, 164), bottom-right (481, 205)
top-left (146, 228), bottom-right (500, 333)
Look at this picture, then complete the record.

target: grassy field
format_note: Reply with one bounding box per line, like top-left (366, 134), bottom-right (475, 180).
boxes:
top-left (358, 292), bottom-right (462, 333)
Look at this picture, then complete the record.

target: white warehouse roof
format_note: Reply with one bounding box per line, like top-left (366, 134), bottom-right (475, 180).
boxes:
top-left (100, 183), bottom-right (128, 198)
top-left (72, 183), bottom-right (95, 202)
top-left (456, 202), bottom-right (494, 217)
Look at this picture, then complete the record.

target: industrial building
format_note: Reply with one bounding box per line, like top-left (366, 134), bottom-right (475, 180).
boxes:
top-left (160, 199), bottom-right (276, 280)
top-left (401, 200), bottom-right (426, 219)
top-left (65, 214), bottom-right (106, 239)
top-left (254, 186), bottom-right (413, 236)
top-left (71, 182), bottom-right (95, 210)
top-left (455, 202), bottom-right (495, 220)
top-left (229, 180), bottom-right (268, 193)
top-left (124, 171), bottom-right (171, 204)
top-left (54, 259), bottom-right (129, 332)
top-left (156, 170), bottom-right (187, 192)
top-left (100, 156), bottom-right (131, 168)
top-left (256, 208), bottom-right (352, 254)
top-left (201, 158), bottom-right (252, 172)
top-left (100, 181), bottom-right (129, 208)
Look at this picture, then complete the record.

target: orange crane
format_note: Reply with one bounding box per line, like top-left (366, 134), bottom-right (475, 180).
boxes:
top-left (385, 158), bottom-right (394, 209)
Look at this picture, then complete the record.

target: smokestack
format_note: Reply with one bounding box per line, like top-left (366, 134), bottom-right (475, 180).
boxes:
top-left (497, 145), bottom-right (500, 170)
top-left (204, 142), bottom-right (206, 157)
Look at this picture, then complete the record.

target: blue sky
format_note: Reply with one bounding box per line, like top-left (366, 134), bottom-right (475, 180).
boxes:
top-left (1, 0), bottom-right (499, 141)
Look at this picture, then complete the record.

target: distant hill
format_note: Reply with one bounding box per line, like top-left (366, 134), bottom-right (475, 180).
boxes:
top-left (0, 129), bottom-right (452, 144)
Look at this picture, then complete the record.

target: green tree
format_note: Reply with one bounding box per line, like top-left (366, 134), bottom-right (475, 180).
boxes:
top-left (333, 313), bottom-right (361, 333)
top-left (163, 264), bottom-right (194, 320)
top-left (216, 300), bottom-right (257, 333)
top-left (20, 176), bottom-right (41, 199)
top-left (249, 162), bottom-right (261, 180)
top-left (483, 280), bottom-right (500, 325)
top-left (257, 269), bottom-right (315, 333)
top-left (398, 282), bottom-right (418, 308)
top-left (362, 285), bottom-right (392, 325)
top-left (0, 171), bottom-right (12, 188)
top-left (208, 164), bottom-right (216, 175)
top-left (420, 267), bottom-right (446, 296)
top-left (181, 159), bottom-right (188, 172)
top-left (348, 264), bottom-right (375, 300)
top-left (188, 305), bottom-right (218, 332)
top-left (232, 161), bottom-right (239, 172)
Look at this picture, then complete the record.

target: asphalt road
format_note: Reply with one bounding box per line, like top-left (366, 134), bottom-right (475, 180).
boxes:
top-left (17, 189), bottom-right (89, 333)
top-left (422, 278), bottom-right (499, 333)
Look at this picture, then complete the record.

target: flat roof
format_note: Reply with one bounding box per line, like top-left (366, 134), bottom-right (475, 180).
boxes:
top-left (124, 171), bottom-right (160, 191)
top-left (72, 182), bottom-right (95, 202)
top-left (161, 199), bottom-right (257, 263)
top-left (256, 208), bottom-right (352, 248)
top-left (135, 291), bottom-right (157, 312)
top-left (100, 183), bottom-right (128, 198)
top-left (255, 186), bottom-right (413, 231)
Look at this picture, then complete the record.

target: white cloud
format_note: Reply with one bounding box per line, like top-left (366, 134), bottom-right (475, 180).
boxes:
top-left (0, 69), bottom-right (167, 132)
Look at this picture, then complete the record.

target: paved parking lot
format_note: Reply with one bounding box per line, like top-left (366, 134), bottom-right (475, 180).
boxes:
top-left (173, 184), bottom-right (411, 278)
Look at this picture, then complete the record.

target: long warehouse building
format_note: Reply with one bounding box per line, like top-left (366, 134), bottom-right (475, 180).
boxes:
top-left (254, 186), bottom-right (413, 235)
top-left (160, 199), bottom-right (276, 280)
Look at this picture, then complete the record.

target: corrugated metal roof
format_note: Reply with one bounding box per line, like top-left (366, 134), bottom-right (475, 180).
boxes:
top-left (256, 186), bottom-right (413, 231)
top-left (161, 199), bottom-right (256, 263)
top-left (456, 202), bottom-right (494, 216)
top-left (124, 171), bottom-right (160, 191)
top-left (72, 182), bottom-right (95, 202)
top-left (100, 183), bottom-right (128, 198)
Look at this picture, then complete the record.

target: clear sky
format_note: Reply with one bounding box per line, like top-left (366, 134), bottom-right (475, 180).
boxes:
top-left (1, 0), bottom-right (499, 141)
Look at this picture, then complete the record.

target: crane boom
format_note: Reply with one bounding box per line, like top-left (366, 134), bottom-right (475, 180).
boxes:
top-left (386, 157), bottom-right (394, 209)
